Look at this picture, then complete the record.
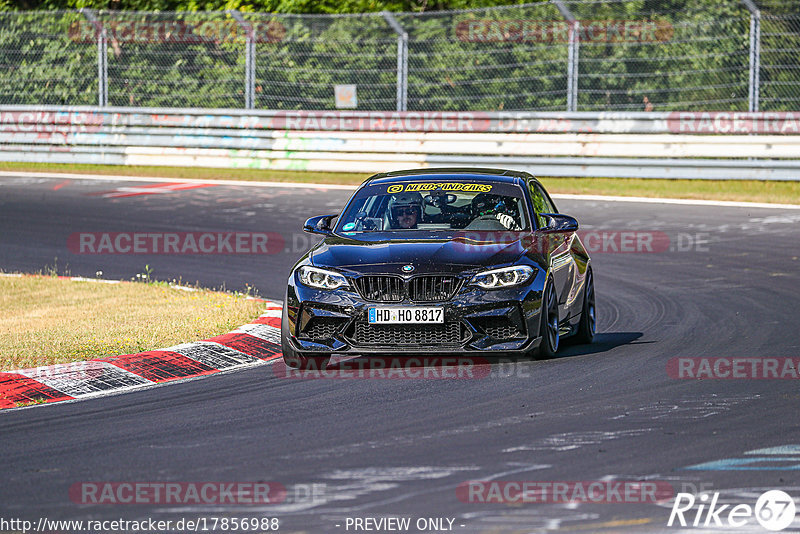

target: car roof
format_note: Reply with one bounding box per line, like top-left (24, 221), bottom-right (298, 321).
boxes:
top-left (364, 167), bottom-right (534, 187)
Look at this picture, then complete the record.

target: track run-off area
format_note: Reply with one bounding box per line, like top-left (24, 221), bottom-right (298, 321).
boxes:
top-left (1, 173), bottom-right (799, 533)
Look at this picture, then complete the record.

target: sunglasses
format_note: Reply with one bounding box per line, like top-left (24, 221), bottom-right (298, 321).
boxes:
top-left (396, 208), bottom-right (417, 217)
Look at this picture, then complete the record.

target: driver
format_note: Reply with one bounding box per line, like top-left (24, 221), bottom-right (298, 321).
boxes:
top-left (388, 192), bottom-right (423, 229)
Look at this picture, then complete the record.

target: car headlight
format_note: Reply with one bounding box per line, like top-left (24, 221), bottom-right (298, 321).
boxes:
top-left (470, 265), bottom-right (535, 289)
top-left (297, 266), bottom-right (349, 290)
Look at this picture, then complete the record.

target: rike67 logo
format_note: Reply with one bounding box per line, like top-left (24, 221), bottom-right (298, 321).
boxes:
top-left (668, 490), bottom-right (797, 531)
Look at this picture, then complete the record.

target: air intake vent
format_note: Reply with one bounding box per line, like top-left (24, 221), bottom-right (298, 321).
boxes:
top-left (354, 275), bottom-right (460, 303)
top-left (354, 276), bottom-right (404, 302)
top-left (353, 322), bottom-right (464, 346)
top-left (299, 317), bottom-right (346, 340)
top-left (472, 316), bottom-right (525, 340)
top-left (408, 275), bottom-right (460, 302)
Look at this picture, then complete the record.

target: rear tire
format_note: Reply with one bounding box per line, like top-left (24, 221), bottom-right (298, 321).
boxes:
top-left (574, 268), bottom-right (596, 345)
top-left (534, 279), bottom-right (560, 360)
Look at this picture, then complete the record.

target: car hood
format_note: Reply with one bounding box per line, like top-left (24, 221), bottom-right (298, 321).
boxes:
top-left (311, 233), bottom-right (528, 274)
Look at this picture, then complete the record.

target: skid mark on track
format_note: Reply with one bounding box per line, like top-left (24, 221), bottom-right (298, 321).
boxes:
top-left (503, 429), bottom-right (653, 453)
top-left (320, 466), bottom-right (481, 505)
top-left (608, 394), bottom-right (760, 422)
top-left (502, 395), bottom-right (760, 456)
top-left (90, 182), bottom-right (216, 199)
top-left (282, 412), bottom-right (546, 461)
top-left (462, 509), bottom-right (600, 533)
top-left (156, 466), bottom-right (485, 517)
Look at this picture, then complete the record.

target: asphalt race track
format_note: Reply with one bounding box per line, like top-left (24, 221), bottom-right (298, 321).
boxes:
top-left (2, 174), bottom-right (800, 533)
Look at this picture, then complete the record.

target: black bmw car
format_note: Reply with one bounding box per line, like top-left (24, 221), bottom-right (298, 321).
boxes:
top-left (281, 168), bottom-right (595, 369)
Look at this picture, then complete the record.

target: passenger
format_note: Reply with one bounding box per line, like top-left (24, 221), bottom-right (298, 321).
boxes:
top-left (471, 193), bottom-right (521, 230)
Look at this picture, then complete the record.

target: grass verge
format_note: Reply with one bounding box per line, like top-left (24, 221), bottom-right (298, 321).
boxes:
top-left (0, 161), bottom-right (368, 186)
top-left (2, 161), bottom-right (800, 205)
top-left (0, 275), bottom-right (265, 371)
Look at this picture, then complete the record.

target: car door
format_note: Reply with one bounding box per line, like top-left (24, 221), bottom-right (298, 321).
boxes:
top-left (528, 180), bottom-right (576, 319)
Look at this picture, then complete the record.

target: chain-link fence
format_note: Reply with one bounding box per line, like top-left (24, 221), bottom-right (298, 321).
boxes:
top-left (0, 1), bottom-right (797, 111)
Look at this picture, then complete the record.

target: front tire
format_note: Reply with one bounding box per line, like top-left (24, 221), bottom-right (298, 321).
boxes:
top-left (574, 268), bottom-right (596, 344)
top-left (281, 337), bottom-right (330, 370)
top-left (534, 279), bottom-right (560, 360)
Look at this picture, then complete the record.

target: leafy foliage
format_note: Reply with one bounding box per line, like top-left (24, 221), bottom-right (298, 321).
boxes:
top-left (4, 0), bottom-right (523, 12)
top-left (0, 1), bottom-right (797, 111)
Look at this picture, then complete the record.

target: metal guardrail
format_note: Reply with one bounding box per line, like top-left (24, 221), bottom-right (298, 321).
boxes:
top-left (1, 106), bottom-right (799, 180)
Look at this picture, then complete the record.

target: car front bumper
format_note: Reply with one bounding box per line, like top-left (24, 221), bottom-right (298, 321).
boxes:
top-left (283, 270), bottom-right (547, 356)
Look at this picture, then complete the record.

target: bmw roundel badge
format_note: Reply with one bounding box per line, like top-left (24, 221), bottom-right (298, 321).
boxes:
top-left (402, 264), bottom-right (415, 273)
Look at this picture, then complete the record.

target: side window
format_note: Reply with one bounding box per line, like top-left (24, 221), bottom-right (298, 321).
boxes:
top-left (528, 182), bottom-right (556, 228)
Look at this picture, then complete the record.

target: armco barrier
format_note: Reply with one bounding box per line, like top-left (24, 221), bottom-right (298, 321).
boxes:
top-left (1, 106), bottom-right (799, 180)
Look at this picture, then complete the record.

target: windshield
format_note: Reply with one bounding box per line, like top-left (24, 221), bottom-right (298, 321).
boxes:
top-left (335, 180), bottom-right (529, 233)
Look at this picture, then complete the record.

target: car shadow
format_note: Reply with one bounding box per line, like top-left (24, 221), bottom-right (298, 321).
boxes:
top-left (319, 332), bottom-right (646, 371)
top-left (271, 335), bottom-right (646, 379)
top-left (555, 331), bottom-right (646, 359)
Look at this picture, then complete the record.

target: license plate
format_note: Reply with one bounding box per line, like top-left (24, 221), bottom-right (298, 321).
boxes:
top-left (368, 307), bottom-right (443, 324)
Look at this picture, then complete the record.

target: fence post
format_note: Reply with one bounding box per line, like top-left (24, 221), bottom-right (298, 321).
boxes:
top-left (552, 0), bottom-right (579, 112)
top-left (81, 9), bottom-right (107, 107)
top-left (229, 10), bottom-right (256, 110)
top-left (382, 11), bottom-right (408, 112)
top-left (741, 0), bottom-right (761, 112)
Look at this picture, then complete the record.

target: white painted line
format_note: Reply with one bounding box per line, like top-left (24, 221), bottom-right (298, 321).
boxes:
top-left (551, 193), bottom-right (800, 210)
top-left (3, 170), bottom-right (799, 209)
top-left (68, 276), bottom-right (121, 284)
top-left (745, 445), bottom-right (800, 455)
top-left (171, 284), bottom-right (199, 292)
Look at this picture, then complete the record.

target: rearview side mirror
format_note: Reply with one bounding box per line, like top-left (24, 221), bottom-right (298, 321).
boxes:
top-left (538, 213), bottom-right (579, 233)
top-left (303, 214), bottom-right (338, 235)
top-left (424, 193), bottom-right (457, 207)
